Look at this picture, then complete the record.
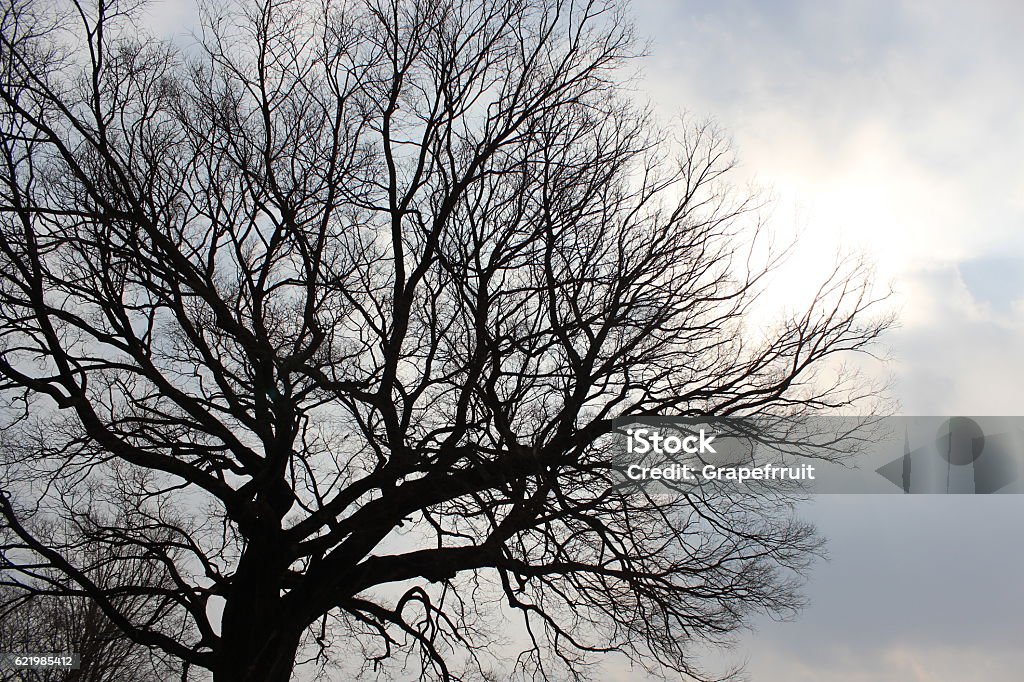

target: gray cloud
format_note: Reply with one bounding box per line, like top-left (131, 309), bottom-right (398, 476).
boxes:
top-left (721, 495), bottom-right (1024, 681)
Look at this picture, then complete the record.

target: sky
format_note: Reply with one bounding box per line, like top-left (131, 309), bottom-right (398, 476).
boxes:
top-left (633, 0), bottom-right (1024, 414)
top-left (136, 1), bottom-right (1024, 680)
top-left (628, 1), bottom-right (1024, 680)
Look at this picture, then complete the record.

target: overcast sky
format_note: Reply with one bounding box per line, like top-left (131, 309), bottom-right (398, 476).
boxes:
top-left (138, 1), bottom-right (1024, 679)
top-left (629, 1), bottom-right (1024, 680)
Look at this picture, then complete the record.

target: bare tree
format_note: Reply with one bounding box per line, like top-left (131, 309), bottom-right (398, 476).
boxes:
top-left (0, 0), bottom-right (889, 680)
top-left (0, 527), bottom-right (183, 682)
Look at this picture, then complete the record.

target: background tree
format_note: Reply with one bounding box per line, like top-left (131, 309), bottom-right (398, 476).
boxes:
top-left (0, 0), bottom-right (889, 680)
top-left (0, 526), bottom-right (184, 682)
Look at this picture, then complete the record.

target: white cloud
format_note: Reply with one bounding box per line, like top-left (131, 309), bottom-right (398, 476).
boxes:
top-left (633, 0), bottom-right (1024, 310)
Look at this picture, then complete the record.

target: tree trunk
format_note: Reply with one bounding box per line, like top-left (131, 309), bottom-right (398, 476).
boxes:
top-left (214, 622), bottom-right (302, 682)
top-left (215, 545), bottom-right (301, 682)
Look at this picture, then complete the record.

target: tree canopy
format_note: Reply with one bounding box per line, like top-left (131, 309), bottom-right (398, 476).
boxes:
top-left (0, 0), bottom-right (888, 680)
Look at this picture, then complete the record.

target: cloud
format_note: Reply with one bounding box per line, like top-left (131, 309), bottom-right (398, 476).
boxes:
top-left (746, 644), bottom-right (1024, 682)
top-left (633, 0), bottom-right (1024, 277)
top-left (695, 495), bottom-right (1024, 681)
top-left (628, 2), bottom-right (1024, 679)
top-left (893, 265), bottom-right (1024, 415)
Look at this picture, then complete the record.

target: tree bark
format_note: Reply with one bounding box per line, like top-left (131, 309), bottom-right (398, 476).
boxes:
top-left (216, 546), bottom-right (301, 682)
top-left (215, 624), bottom-right (301, 682)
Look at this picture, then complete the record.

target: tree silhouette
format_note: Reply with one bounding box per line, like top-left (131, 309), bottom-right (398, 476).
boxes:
top-left (0, 526), bottom-right (183, 682)
top-left (0, 0), bottom-right (889, 680)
